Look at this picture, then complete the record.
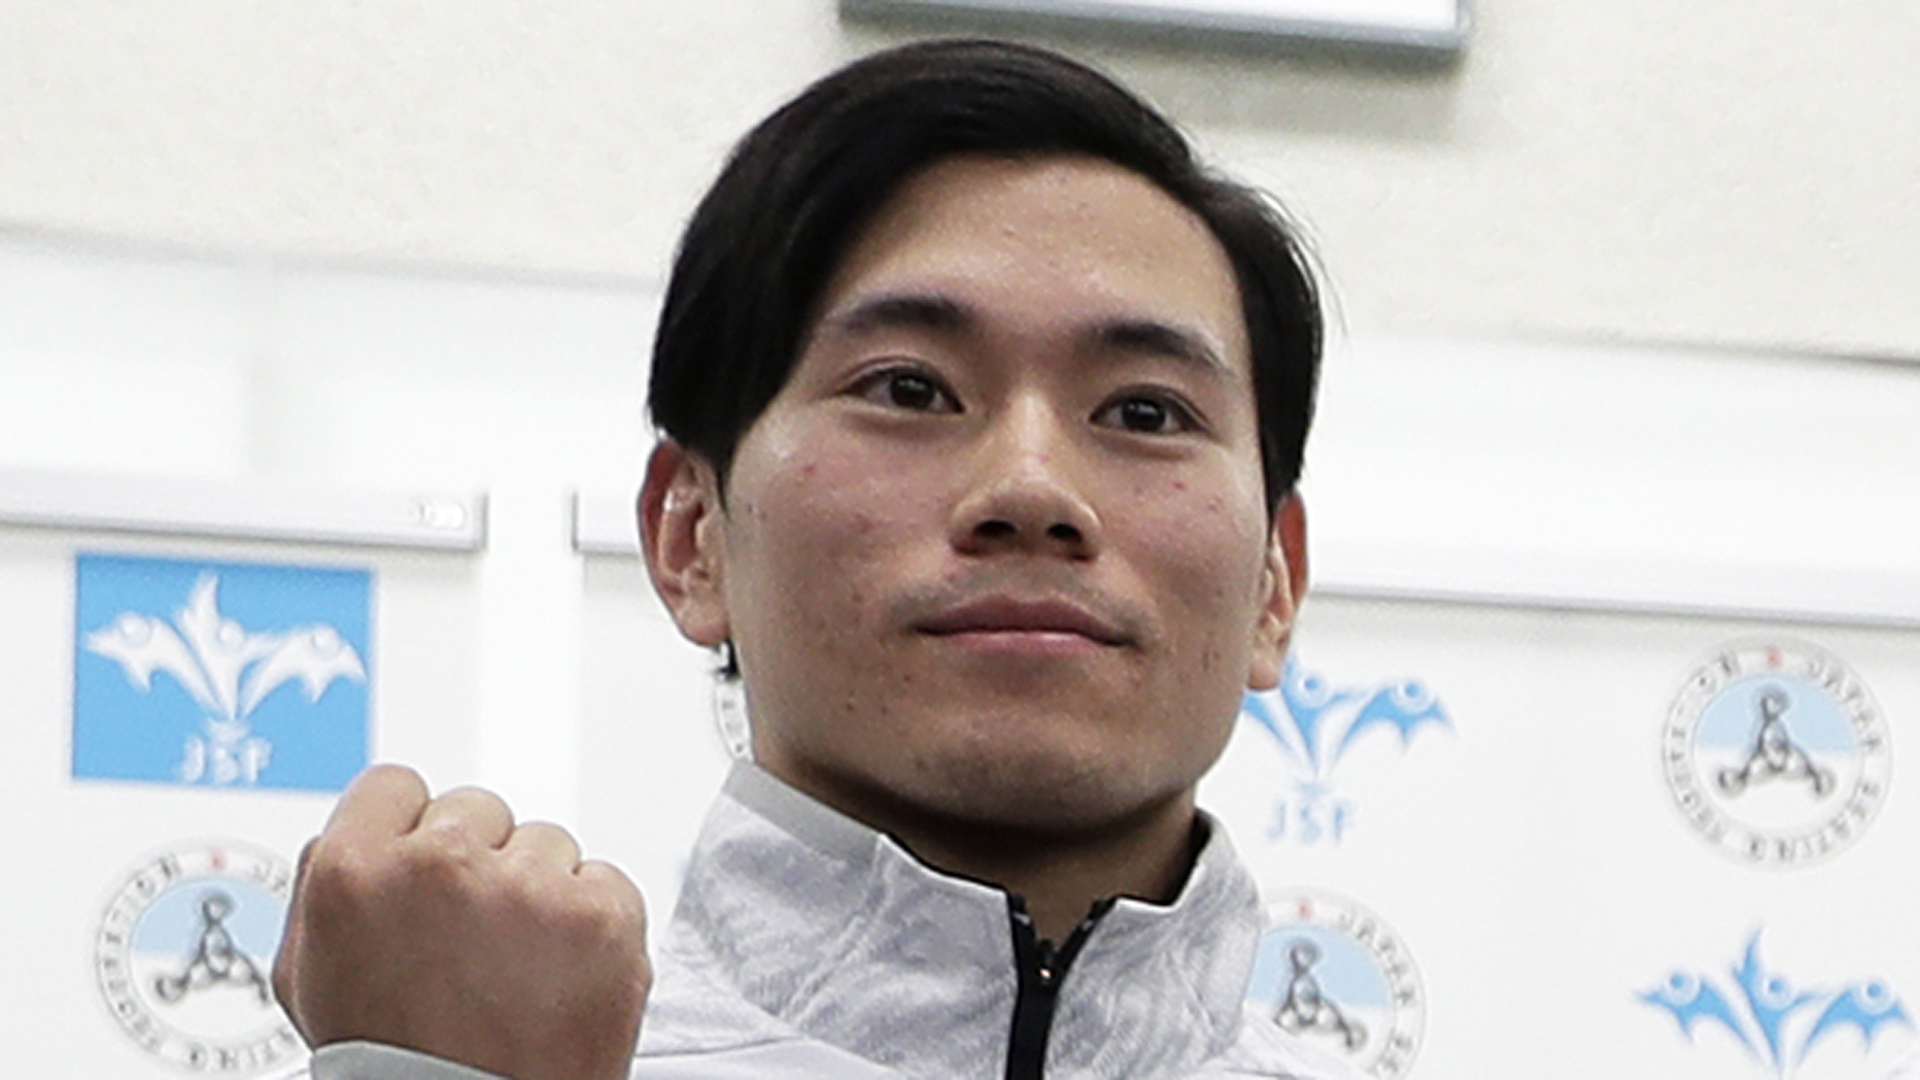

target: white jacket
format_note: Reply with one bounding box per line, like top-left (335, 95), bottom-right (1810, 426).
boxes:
top-left (312, 765), bottom-right (1361, 1080)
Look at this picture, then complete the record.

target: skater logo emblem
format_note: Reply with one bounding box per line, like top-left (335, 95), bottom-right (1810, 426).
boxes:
top-left (94, 841), bottom-right (303, 1074)
top-left (74, 553), bottom-right (371, 792)
top-left (1247, 892), bottom-right (1425, 1078)
top-left (1662, 638), bottom-right (1890, 866)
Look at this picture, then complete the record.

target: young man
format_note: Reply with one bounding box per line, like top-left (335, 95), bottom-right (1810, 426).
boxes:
top-left (275, 38), bottom-right (1350, 1080)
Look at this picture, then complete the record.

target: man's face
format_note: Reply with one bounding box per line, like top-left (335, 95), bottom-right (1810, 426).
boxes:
top-left (650, 154), bottom-right (1300, 836)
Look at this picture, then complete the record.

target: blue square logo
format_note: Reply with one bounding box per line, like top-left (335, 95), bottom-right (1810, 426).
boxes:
top-left (74, 553), bottom-right (373, 792)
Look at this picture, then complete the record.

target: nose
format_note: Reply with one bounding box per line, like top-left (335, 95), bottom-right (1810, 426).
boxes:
top-left (949, 397), bottom-right (1101, 560)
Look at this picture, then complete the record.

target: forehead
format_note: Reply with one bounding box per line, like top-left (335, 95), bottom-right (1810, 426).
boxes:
top-left (809, 154), bottom-right (1251, 376)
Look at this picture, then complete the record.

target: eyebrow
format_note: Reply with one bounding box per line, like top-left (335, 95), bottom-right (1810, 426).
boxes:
top-left (816, 291), bottom-right (1231, 377)
top-left (1093, 319), bottom-right (1232, 378)
top-left (818, 293), bottom-right (975, 338)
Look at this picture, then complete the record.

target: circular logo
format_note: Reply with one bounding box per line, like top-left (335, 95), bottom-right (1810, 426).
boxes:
top-left (1246, 891), bottom-right (1425, 1078)
top-left (1663, 638), bottom-right (1892, 867)
top-left (94, 840), bottom-right (303, 1074)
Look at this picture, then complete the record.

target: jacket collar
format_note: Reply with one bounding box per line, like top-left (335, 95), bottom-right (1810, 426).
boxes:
top-left (654, 763), bottom-right (1263, 1078)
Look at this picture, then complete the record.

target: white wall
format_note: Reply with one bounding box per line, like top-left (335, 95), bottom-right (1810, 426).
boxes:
top-left (3, 0), bottom-right (1917, 358)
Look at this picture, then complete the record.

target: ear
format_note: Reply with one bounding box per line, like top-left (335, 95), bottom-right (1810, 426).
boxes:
top-left (639, 440), bottom-right (731, 648)
top-left (1245, 493), bottom-right (1308, 692)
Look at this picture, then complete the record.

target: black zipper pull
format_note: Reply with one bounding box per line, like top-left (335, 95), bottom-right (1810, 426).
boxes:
top-left (1034, 938), bottom-right (1057, 986)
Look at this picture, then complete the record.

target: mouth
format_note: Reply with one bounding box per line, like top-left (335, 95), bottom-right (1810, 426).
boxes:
top-left (914, 595), bottom-right (1133, 649)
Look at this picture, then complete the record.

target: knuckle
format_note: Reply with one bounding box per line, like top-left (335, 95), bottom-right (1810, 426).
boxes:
top-left (442, 785), bottom-right (512, 820)
top-left (587, 862), bottom-right (647, 916)
top-left (396, 833), bottom-right (480, 890)
top-left (519, 819), bottom-right (572, 842)
top-left (507, 822), bottom-right (581, 864)
top-left (550, 889), bottom-right (642, 953)
top-left (409, 818), bottom-right (480, 859)
top-left (302, 834), bottom-right (373, 894)
top-left (288, 851), bottom-right (388, 948)
top-left (361, 762), bottom-right (421, 784)
top-left (355, 762), bottom-right (429, 800)
top-left (302, 832), bottom-right (448, 912)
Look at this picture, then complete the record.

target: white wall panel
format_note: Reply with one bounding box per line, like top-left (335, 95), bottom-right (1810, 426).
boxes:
top-left (3, 236), bottom-right (1915, 1077)
top-left (0, 528), bottom-right (482, 1076)
top-left (1200, 597), bottom-right (1920, 1078)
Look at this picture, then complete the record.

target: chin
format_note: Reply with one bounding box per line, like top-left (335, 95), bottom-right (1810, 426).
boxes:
top-left (908, 745), bottom-right (1201, 838)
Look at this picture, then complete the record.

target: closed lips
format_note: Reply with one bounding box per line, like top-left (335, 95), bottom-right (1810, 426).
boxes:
top-left (915, 597), bottom-right (1130, 646)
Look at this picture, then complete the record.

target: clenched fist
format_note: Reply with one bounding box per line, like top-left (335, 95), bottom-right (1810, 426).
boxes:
top-left (273, 765), bottom-right (649, 1080)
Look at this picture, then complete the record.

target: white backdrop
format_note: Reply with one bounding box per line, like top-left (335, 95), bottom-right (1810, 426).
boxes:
top-left (0, 527), bottom-right (483, 1076)
top-left (2, 237), bottom-right (1916, 1077)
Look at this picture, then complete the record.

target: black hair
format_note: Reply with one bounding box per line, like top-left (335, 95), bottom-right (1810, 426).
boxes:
top-left (648, 37), bottom-right (1321, 514)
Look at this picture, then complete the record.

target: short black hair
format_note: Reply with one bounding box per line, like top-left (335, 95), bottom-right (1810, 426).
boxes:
top-left (649, 38), bottom-right (1321, 514)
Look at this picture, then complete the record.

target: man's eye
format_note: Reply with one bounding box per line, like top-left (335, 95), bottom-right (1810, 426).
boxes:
top-left (1095, 393), bottom-right (1197, 434)
top-left (855, 369), bottom-right (959, 413)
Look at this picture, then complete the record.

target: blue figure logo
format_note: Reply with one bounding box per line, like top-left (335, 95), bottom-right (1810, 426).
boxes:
top-left (1240, 658), bottom-right (1451, 844)
top-left (1641, 931), bottom-right (1912, 1076)
top-left (74, 554), bottom-right (372, 792)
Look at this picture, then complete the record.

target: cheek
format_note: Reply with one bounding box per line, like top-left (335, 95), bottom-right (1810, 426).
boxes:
top-left (732, 454), bottom-right (927, 628)
top-left (1122, 479), bottom-right (1271, 676)
top-left (1135, 484), bottom-right (1268, 604)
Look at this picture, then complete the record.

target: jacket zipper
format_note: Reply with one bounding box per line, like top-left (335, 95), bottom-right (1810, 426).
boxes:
top-left (1004, 896), bottom-right (1116, 1080)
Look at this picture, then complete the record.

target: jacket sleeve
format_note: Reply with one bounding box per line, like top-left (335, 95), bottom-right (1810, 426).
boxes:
top-left (309, 1042), bottom-right (513, 1080)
